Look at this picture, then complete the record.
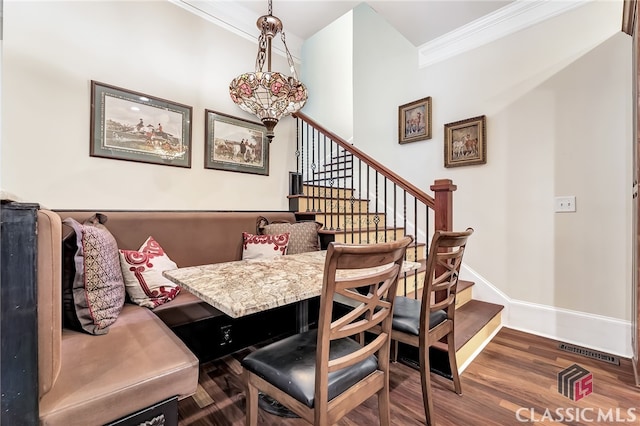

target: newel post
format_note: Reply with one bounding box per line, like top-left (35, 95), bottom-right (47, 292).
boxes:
top-left (430, 179), bottom-right (457, 232)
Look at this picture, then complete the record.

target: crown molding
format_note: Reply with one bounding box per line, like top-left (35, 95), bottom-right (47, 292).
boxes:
top-left (169, 0), bottom-right (303, 62)
top-left (418, 0), bottom-right (588, 68)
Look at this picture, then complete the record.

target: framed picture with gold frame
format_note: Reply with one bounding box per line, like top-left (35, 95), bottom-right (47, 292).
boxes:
top-left (444, 115), bottom-right (487, 168)
top-left (398, 97), bottom-right (432, 144)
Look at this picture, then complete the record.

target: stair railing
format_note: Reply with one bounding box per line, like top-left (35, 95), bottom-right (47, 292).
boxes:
top-left (291, 112), bottom-right (456, 297)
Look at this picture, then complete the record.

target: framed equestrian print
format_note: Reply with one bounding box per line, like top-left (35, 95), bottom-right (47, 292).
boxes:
top-left (444, 115), bottom-right (487, 168)
top-left (398, 97), bottom-right (432, 144)
top-left (204, 110), bottom-right (269, 175)
top-left (90, 81), bottom-right (192, 168)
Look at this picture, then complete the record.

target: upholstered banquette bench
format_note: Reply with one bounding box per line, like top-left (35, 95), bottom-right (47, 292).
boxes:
top-left (36, 209), bottom-right (304, 426)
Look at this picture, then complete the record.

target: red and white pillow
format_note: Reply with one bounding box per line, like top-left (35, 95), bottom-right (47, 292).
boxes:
top-left (242, 232), bottom-right (290, 260)
top-left (119, 236), bottom-right (181, 309)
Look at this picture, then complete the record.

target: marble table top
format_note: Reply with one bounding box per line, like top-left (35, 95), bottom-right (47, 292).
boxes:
top-left (163, 250), bottom-right (420, 319)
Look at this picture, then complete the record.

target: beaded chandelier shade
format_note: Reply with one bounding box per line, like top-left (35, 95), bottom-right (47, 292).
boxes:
top-left (229, 0), bottom-right (308, 142)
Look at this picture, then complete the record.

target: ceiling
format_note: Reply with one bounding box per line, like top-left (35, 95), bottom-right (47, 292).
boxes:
top-left (176, 0), bottom-right (583, 66)
top-left (233, 0), bottom-right (515, 46)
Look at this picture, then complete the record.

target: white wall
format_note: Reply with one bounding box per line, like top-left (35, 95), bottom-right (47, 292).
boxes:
top-left (417, 1), bottom-right (631, 319)
top-left (2, 0), bottom-right (297, 210)
top-left (353, 4), bottom-right (419, 161)
top-left (301, 10), bottom-right (354, 141)
top-left (302, 1), bottom-right (633, 355)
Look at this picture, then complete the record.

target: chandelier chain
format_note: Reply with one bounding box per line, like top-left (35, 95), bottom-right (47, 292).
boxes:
top-left (280, 32), bottom-right (298, 79)
top-left (268, 0), bottom-right (272, 15)
top-left (256, 33), bottom-right (267, 71)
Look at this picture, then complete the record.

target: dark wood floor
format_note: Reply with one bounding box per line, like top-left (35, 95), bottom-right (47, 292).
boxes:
top-left (178, 327), bottom-right (639, 425)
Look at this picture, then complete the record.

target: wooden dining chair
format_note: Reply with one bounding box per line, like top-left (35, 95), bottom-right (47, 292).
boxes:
top-left (391, 228), bottom-right (473, 426)
top-left (242, 235), bottom-right (413, 426)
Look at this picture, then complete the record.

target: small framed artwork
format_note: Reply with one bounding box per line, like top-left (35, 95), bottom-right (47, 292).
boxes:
top-left (399, 97), bottom-right (432, 144)
top-left (205, 110), bottom-right (269, 175)
top-left (444, 115), bottom-right (487, 168)
top-left (90, 81), bottom-right (192, 167)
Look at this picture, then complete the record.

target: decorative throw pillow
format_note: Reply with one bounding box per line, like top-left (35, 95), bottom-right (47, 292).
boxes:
top-left (119, 236), bottom-right (181, 309)
top-left (62, 213), bottom-right (126, 335)
top-left (258, 218), bottom-right (322, 255)
top-left (242, 232), bottom-right (290, 260)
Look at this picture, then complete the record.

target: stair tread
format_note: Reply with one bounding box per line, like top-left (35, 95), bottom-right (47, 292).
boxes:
top-left (395, 299), bottom-right (504, 373)
top-left (403, 276), bottom-right (474, 299)
top-left (294, 211), bottom-right (386, 217)
top-left (322, 163), bottom-right (352, 169)
top-left (313, 170), bottom-right (352, 175)
top-left (329, 153), bottom-right (353, 160)
top-left (287, 194), bottom-right (368, 202)
top-left (319, 226), bottom-right (405, 234)
top-left (299, 183), bottom-right (351, 189)
top-left (305, 176), bottom-right (353, 181)
top-left (457, 279), bottom-right (474, 293)
top-left (451, 299), bottom-right (503, 350)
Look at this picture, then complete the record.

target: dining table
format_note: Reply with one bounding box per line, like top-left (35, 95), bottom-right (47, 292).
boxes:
top-left (162, 249), bottom-right (421, 332)
top-left (163, 249), bottom-right (421, 417)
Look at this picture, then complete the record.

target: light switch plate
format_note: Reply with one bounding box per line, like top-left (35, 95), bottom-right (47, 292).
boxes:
top-left (555, 196), bottom-right (576, 212)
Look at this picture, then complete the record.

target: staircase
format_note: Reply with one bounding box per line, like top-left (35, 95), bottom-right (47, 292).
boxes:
top-left (290, 183), bottom-right (502, 369)
top-left (290, 112), bottom-right (503, 370)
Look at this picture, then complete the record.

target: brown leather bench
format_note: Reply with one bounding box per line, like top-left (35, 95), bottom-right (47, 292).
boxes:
top-left (37, 209), bottom-right (297, 425)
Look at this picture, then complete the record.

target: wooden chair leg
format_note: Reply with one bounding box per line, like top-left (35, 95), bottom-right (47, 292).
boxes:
top-left (419, 345), bottom-right (435, 426)
top-left (244, 375), bottom-right (259, 426)
top-left (377, 384), bottom-right (391, 426)
top-left (448, 333), bottom-right (462, 395)
top-left (391, 340), bottom-right (399, 363)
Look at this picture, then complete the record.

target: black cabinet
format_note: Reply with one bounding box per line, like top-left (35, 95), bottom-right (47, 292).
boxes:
top-left (1, 202), bottom-right (39, 425)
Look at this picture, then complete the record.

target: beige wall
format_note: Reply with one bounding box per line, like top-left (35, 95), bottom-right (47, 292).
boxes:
top-left (2, 0), bottom-right (296, 210)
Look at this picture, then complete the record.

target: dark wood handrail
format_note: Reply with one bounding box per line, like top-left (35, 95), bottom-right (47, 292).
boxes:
top-left (293, 112), bottom-right (436, 209)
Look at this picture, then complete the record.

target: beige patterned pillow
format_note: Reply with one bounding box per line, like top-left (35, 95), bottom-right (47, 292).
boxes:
top-left (258, 219), bottom-right (322, 255)
top-left (62, 214), bottom-right (125, 335)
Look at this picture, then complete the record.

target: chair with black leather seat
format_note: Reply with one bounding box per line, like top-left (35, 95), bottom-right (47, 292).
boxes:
top-left (242, 235), bottom-right (413, 426)
top-left (391, 228), bottom-right (473, 426)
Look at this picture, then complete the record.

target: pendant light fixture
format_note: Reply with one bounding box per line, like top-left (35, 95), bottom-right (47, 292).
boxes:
top-left (229, 0), bottom-right (308, 142)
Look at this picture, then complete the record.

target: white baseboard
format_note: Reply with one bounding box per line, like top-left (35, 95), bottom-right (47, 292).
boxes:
top-left (460, 264), bottom-right (633, 358)
top-left (508, 300), bottom-right (632, 358)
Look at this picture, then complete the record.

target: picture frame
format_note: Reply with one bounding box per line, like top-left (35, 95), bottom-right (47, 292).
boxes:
top-left (398, 97), bottom-right (432, 144)
top-left (90, 81), bottom-right (192, 168)
top-left (444, 115), bottom-right (487, 168)
top-left (205, 110), bottom-right (269, 175)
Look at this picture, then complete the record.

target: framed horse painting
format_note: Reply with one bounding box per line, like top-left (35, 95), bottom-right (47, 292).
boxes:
top-left (444, 115), bottom-right (487, 168)
top-left (398, 97), bottom-right (432, 144)
top-left (204, 110), bottom-right (269, 175)
top-left (90, 81), bottom-right (192, 168)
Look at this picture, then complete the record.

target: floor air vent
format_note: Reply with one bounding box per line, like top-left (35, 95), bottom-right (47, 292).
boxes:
top-left (558, 343), bottom-right (620, 365)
